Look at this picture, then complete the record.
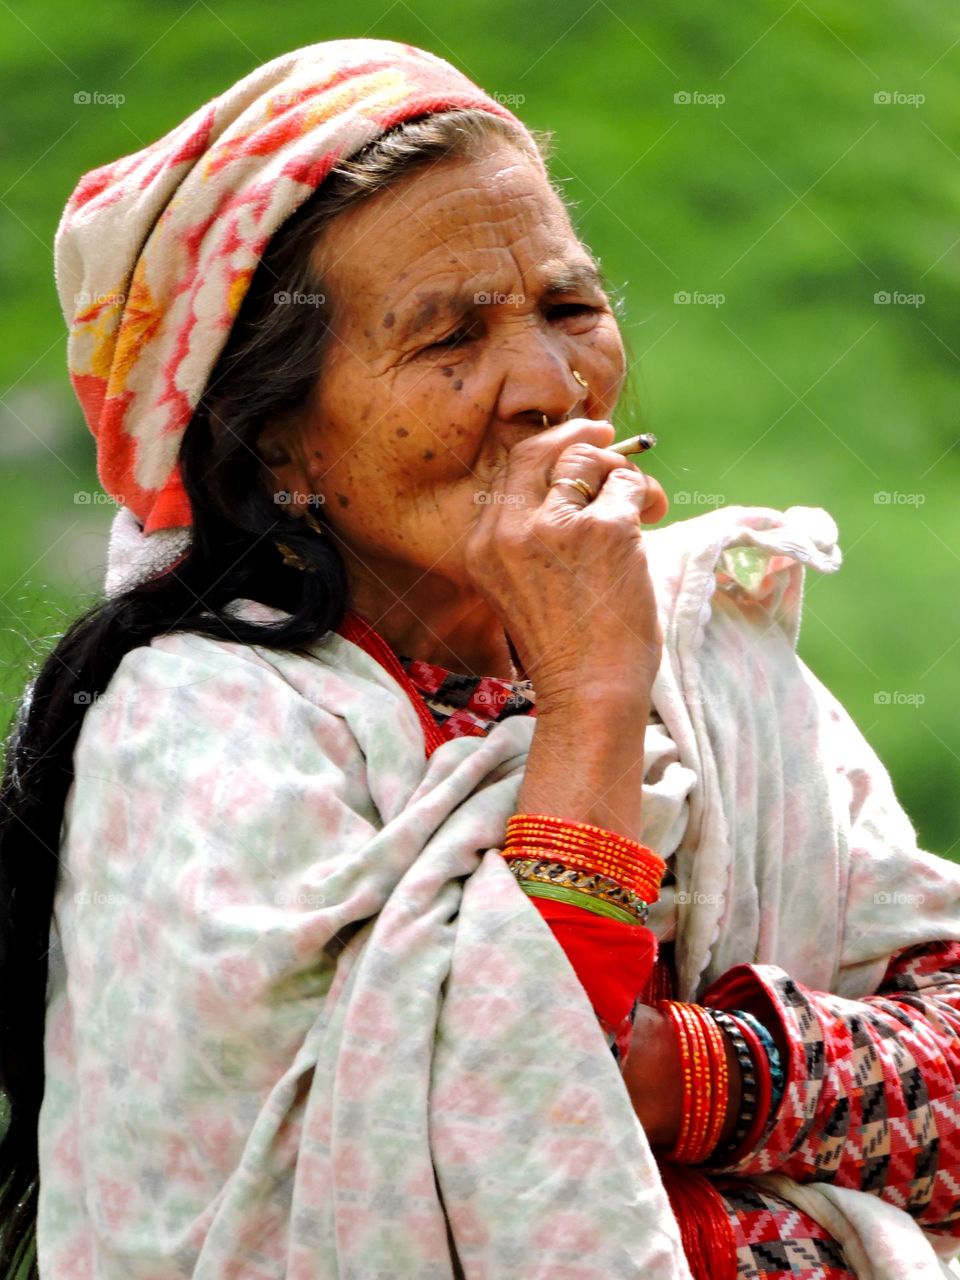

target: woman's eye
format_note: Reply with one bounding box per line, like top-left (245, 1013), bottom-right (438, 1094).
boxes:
top-left (426, 327), bottom-right (473, 351)
top-left (548, 302), bottom-right (598, 319)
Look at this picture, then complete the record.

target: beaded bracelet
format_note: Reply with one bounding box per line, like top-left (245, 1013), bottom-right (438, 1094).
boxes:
top-left (702, 1009), bottom-right (758, 1165)
top-left (730, 1008), bottom-right (786, 1119)
top-left (504, 813), bottom-right (665, 904)
top-left (659, 1002), bottom-right (698, 1160)
top-left (724, 1012), bottom-right (773, 1158)
top-left (698, 1006), bottom-right (729, 1158)
top-left (675, 1002), bottom-right (728, 1164)
top-left (505, 857), bottom-right (651, 925)
top-left (658, 1001), bottom-right (730, 1165)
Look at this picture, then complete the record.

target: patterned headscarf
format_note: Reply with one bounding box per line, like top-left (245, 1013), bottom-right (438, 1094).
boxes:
top-left (54, 39), bottom-right (526, 538)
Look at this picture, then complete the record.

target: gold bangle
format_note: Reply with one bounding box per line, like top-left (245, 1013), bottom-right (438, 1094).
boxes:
top-left (505, 857), bottom-right (651, 924)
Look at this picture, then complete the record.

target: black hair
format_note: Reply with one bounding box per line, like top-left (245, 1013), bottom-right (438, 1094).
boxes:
top-left (0, 106), bottom-right (548, 1279)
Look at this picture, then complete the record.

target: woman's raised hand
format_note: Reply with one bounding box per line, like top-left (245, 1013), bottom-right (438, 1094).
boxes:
top-left (464, 418), bottom-right (669, 715)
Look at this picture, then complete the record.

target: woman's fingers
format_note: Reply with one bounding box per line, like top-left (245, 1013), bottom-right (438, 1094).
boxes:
top-left (463, 419), bottom-right (667, 703)
top-left (543, 442), bottom-right (668, 526)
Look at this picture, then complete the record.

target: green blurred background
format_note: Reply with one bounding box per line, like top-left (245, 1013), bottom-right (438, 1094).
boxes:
top-left (1, 0), bottom-right (958, 855)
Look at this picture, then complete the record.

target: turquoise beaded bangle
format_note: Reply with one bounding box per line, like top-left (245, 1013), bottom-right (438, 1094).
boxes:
top-left (731, 1008), bottom-right (786, 1116)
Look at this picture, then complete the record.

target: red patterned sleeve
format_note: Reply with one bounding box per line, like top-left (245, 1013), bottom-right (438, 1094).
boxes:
top-left (702, 939), bottom-right (960, 1233)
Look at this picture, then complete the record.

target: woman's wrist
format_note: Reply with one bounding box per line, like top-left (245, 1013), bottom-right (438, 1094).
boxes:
top-left (637, 1002), bottom-right (751, 1164)
top-left (622, 1005), bottom-right (685, 1149)
top-left (517, 698), bottom-right (653, 840)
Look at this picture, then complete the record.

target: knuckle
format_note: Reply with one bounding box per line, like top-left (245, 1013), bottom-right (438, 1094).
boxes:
top-left (491, 524), bottom-right (526, 555)
top-left (558, 442), bottom-right (603, 466)
top-left (581, 506), bottom-right (637, 534)
top-left (602, 450), bottom-right (642, 471)
top-left (509, 435), bottom-right (541, 461)
top-left (605, 459), bottom-right (647, 482)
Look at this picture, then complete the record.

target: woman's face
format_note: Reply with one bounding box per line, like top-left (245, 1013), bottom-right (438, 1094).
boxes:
top-left (260, 139), bottom-right (627, 598)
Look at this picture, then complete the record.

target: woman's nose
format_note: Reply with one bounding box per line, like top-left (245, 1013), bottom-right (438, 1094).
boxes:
top-left (495, 331), bottom-right (587, 426)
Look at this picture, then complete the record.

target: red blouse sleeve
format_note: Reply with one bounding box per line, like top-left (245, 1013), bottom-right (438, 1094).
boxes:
top-left (530, 895), bottom-right (659, 1063)
top-left (703, 939), bottom-right (960, 1234)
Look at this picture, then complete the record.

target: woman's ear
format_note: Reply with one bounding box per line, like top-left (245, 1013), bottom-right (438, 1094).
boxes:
top-left (256, 420), bottom-right (294, 467)
top-left (256, 417), bottom-right (314, 513)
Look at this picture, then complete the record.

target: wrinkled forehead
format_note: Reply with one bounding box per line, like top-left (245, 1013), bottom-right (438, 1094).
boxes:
top-left (311, 145), bottom-right (594, 326)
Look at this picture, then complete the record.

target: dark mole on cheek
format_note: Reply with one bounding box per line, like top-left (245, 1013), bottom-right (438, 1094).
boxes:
top-left (336, 493), bottom-right (350, 508)
top-left (312, 450), bottom-right (324, 459)
top-left (422, 449), bottom-right (435, 461)
top-left (452, 378), bottom-right (463, 391)
top-left (363, 328), bottom-right (371, 339)
top-left (382, 311), bottom-right (395, 329)
top-left (440, 366), bottom-right (454, 377)
top-left (396, 426), bottom-right (409, 438)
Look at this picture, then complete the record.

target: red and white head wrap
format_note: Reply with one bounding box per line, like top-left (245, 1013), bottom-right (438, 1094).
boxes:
top-left (53, 39), bottom-right (527, 589)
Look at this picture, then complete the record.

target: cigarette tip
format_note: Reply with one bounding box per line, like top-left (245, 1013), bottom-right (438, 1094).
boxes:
top-left (612, 432), bottom-right (658, 456)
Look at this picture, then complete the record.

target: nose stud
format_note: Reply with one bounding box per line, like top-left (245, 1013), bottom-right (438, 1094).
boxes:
top-left (541, 370), bottom-right (590, 428)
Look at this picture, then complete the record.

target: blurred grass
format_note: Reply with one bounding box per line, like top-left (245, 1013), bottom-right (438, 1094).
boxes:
top-left (1, 0), bottom-right (958, 855)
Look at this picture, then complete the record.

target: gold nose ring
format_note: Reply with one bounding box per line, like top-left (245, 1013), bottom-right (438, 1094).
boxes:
top-left (572, 369), bottom-right (589, 388)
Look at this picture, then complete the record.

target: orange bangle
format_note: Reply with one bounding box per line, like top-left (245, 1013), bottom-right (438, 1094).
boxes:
top-left (504, 813), bottom-right (665, 903)
top-left (676, 1003), bottom-right (710, 1163)
top-left (661, 1002), bottom-right (696, 1157)
top-left (698, 1006), bottom-right (729, 1159)
top-left (659, 1001), bottom-right (731, 1165)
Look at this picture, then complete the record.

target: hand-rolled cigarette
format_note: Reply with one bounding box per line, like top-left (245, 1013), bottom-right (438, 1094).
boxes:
top-left (611, 432), bottom-right (657, 456)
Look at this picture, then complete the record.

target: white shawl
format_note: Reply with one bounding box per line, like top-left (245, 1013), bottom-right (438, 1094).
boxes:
top-left (37, 504), bottom-right (960, 1278)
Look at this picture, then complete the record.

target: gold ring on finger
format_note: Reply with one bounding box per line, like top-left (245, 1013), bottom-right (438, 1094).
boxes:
top-left (552, 476), bottom-right (597, 503)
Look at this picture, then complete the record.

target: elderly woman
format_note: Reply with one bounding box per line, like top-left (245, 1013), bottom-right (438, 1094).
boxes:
top-left (1, 37), bottom-right (959, 1280)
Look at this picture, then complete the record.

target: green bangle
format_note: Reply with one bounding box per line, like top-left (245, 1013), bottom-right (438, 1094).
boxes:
top-left (517, 879), bottom-right (641, 925)
top-left (505, 856), bottom-right (651, 923)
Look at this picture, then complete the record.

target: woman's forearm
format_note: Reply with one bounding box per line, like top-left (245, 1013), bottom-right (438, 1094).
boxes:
top-left (516, 695), bottom-right (651, 841)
